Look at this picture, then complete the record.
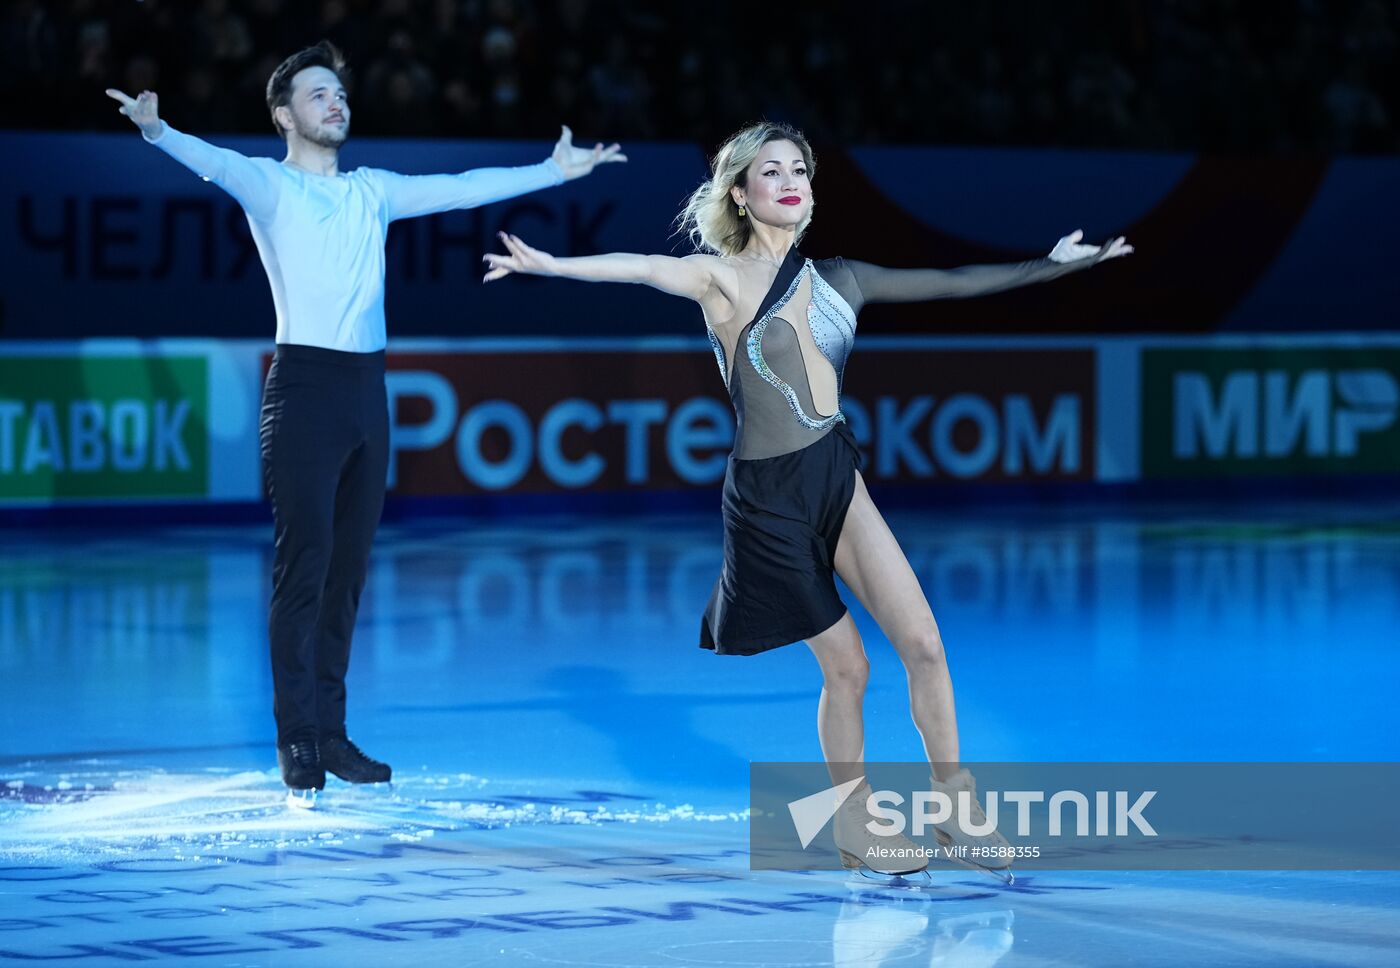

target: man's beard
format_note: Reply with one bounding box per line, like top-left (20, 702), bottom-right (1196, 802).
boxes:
top-left (292, 113), bottom-right (348, 149)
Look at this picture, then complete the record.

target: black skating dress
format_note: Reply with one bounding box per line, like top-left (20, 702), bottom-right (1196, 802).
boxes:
top-left (699, 248), bottom-right (1097, 656)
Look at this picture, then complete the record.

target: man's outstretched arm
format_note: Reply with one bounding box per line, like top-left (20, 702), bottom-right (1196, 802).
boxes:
top-left (106, 88), bottom-right (280, 222)
top-left (378, 125), bottom-right (626, 222)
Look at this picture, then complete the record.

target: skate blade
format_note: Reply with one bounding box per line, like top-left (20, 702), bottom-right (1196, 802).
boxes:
top-left (969, 865), bottom-right (1014, 886)
top-left (845, 866), bottom-right (935, 889)
top-left (838, 848), bottom-right (932, 884)
top-left (285, 788), bottom-right (319, 810)
top-left (938, 850), bottom-right (1015, 886)
top-left (933, 831), bottom-right (1015, 885)
top-left (325, 773), bottom-right (393, 788)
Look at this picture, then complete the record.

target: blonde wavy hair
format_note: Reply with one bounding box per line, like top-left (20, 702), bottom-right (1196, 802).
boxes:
top-left (677, 121), bottom-right (817, 257)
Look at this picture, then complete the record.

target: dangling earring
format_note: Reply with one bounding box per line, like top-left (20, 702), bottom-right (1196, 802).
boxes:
top-left (737, 204), bottom-right (746, 218)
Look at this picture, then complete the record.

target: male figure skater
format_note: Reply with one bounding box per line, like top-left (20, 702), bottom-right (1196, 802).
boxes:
top-left (107, 42), bottom-right (625, 802)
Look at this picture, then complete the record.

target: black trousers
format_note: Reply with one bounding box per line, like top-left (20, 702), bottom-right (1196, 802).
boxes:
top-left (259, 344), bottom-right (388, 745)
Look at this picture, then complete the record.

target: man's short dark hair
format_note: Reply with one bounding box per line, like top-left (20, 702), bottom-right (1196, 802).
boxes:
top-left (265, 41), bottom-right (348, 139)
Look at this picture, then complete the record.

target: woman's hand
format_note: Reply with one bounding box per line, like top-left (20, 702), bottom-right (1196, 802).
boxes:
top-left (1048, 229), bottom-right (1133, 264)
top-left (483, 232), bottom-right (558, 282)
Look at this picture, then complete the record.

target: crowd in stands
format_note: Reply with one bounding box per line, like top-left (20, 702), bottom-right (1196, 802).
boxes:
top-left (3, 0), bottom-right (1396, 152)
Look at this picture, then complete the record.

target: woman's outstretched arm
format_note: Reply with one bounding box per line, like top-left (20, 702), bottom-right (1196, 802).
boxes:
top-left (483, 232), bottom-right (732, 305)
top-left (850, 231), bottom-right (1132, 304)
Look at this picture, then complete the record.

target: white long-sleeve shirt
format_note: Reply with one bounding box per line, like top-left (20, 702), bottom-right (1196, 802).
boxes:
top-left (145, 122), bottom-right (565, 352)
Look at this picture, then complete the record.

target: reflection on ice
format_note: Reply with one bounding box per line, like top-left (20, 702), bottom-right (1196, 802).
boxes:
top-left (835, 890), bottom-right (1015, 968)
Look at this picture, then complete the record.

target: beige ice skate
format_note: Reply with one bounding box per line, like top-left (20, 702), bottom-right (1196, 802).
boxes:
top-left (929, 768), bottom-right (1014, 883)
top-left (833, 781), bottom-right (931, 878)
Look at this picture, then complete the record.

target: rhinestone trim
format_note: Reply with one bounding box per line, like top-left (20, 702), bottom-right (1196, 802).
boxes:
top-left (706, 326), bottom-right (729, 385)
top-left (807, 268), bottom-right (857, 392)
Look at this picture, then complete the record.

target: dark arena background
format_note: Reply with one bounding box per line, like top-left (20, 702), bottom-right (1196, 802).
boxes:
top-left (2, 2), bottom-right (1398, 965)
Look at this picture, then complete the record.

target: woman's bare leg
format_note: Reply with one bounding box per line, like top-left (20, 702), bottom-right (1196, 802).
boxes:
top-left (834, 473), bottom-right (961, 776)
top-left (805, 612), bottom-right (869, 787)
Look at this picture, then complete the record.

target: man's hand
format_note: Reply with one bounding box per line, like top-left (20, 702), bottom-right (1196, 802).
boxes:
top-left (550, 125), bottom-right (626, 181)
top-left (105, 88), bottom-right (163, 140)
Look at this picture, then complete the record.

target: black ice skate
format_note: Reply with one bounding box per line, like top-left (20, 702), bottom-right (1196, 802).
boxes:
top-left (320, 734), bottom-right (392, 784)
top-left (277, 736), bottom-right (325, 808)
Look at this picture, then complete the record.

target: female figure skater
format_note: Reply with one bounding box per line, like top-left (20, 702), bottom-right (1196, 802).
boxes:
top-left (483, 122), bottom-right (1131, 879)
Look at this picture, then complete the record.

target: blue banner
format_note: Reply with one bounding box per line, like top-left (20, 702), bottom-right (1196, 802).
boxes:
top-left (3, 133), bottom-right (1398, 339)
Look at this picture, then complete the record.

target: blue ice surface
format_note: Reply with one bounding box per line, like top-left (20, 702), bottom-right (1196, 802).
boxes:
top-left (1, 497), bottom-right (1397, 965)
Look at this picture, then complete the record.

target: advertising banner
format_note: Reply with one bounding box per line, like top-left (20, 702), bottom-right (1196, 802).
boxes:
top-left (1142, 347), bottom-right (1400, 478)
top-left (383, 346), bottom-right (1095, 495)
top-left (7, 336), bottom-right (1398, 510)
top-left (0, 354), bottom-right (209, 501)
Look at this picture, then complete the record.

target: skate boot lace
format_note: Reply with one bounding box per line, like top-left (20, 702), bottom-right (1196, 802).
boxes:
top-left (935, 771), bottom-right (990, 828)
top-left (962, 776), bottom-right (988, 826)
top-left (285, 739), bottom-right (319, 767)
